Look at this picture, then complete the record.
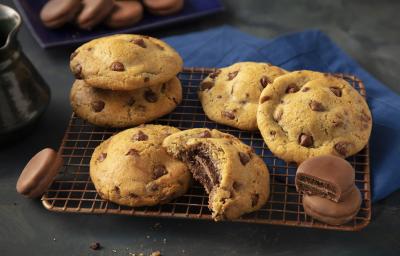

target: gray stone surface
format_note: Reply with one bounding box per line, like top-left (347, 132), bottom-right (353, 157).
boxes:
top-left (1, 0), bottom-right (399, 255)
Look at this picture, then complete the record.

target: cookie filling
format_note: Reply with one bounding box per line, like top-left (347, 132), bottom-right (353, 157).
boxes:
top-left (297, 174), bottom-right (337, 201)
top-left (185, 144), bottom-right (220, 194)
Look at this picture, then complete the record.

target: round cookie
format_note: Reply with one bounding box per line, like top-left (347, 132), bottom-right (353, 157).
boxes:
top-left (70, 77), bottom-right (182, 127)
top-left (70, 34), bottom-right (183, 90)
top-left (77, 0), bottom-right (114, 30)
top-left (90, 125), bottom-right (191, 207)
top-left (40, 0), bottom-right (82, 28)
top-left (144, 0), bottom-right (184, 15)
top-left (198, 62), bottom-right (287, 131)
top-left (163, 128), bottom-right (270, 221)
top-left (105, 1), bottom-right (143, 28)
top-left (302, 185), bottom-right (362, 225)
top-left (257, 70), bottom-right (372, 163)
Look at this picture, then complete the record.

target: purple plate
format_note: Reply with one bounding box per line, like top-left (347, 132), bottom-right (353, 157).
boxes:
top-left (13, 0), bottom-right (224, 48)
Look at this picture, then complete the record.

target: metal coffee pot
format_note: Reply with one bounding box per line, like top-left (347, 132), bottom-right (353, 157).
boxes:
top-left (0, 4), bottom-right (50, 144)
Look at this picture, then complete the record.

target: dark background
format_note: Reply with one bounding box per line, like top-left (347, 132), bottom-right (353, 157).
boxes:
top-left (1, 0), bottom-right (400, 255)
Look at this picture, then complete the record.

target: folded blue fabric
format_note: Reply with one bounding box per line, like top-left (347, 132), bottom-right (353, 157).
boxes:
top-left (164, 26), bottom-right (400, 202)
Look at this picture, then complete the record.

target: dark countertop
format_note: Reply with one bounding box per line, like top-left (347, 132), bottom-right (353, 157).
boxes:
top-left (1, 0), bottom-right (400, 255)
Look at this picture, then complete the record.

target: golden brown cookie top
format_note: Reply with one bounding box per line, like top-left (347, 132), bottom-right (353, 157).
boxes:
top-left (70, 77), bottom-right (182, 127)
top-left (90, 125), bottom-right (191, 207)
top-left (198, 62), bottom-right (287, 131)
top-left (70, 34), bottom-right (183, 90)
top-left (257, 70), bottom-right (372, 163)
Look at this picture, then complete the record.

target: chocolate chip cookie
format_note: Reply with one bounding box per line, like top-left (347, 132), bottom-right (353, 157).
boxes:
top-left (198, 62), bottom-right (287, 131)
top-left (90, 125), bottom-right (191, 207)
top-left (163, 128), bottom-right (270, 221)
top-left (70, 34), bottom-right (183, 90)
top-left (257, 70), bottom-right (372, 163)
top-left (70, 77), bottom-right (182, 127)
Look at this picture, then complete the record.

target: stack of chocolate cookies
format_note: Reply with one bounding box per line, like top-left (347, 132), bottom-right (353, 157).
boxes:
top-left (69, 34), bottom-right (183, 128)
top-left (295, 155), bottom-right (362, 225)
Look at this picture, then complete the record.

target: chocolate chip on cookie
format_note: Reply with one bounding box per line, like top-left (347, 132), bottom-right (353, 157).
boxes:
top-left (334, 142), bottom-right (350, 156)
top-left (238, 152), bottom-right (250, 165)
top-left (126, 148), bottom-right (140, 157)
top-left (73, 64), bottom-right (83, 79)
top-left (299, 133), bottom-right (314, 147)
top-left (110, 61), bottom-right (125, 71)
top-left (251, 193), bottom-right (259, 207)
top-left (97, 153), bottom-right (107, 162)
top-left (153, 165), bottom-right (168, 179)
top-left (200, 81), bottom-right (214, 91)
top-left (260, 76), bottom-right (270, 87)
top-left (131, 38), bottom-right (146, 48)
top-left (209, 69), bottom-right (221, 79)
top-left (309, 100), bottom-right (325, 112)
top-left (132, 130), bottom-right (148, 141)
top-left (227, 71), bottom-right (239, 81)
top-left (286, 84), bottom-right (299, 93)
top-left (260, 95), bottom-right (271, 104)
top-left (330, 87), bottom-right (342, 97)
top-left (222, 110), bottom-right (235, 120)
top-left (91, 100), bottom-right (105, 112)
top-left (144, 89), bottom-right (158, 103)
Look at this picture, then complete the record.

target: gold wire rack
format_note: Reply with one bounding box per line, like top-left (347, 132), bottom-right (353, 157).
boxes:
top-left (42, 68), bottom-right (371, 231)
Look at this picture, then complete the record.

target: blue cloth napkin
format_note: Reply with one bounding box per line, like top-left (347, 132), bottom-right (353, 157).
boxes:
top-left (164, 26), bottom-right (400, 202)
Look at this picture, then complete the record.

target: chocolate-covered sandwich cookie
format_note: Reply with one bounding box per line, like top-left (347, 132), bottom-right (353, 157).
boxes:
top-left (302, 185), bottom-right (362, 225)
top-left (105, 1), bottom-right (143, 28)
top-left (143, 0), bottom-right (184, 15)
top-left (296, 155), bottom-right (355, 202)
top-left (77, 0), bottom-right (114, 30)
top-left (40, 0), bottom-right (82, 28)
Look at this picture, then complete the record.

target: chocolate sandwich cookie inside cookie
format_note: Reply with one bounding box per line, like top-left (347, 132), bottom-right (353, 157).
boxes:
top-left (90, 125), bottom-right (191, 207)
top-left (70, 34), bottom-right (183, 90)
top-left (302, 185), bottom-right (362, 225)
top-left (198, 62), bottom-right (287, 131)
top-left (70, 77), bottom-right (181, 128)
top-left (296, 155), bottom-right (355, 202)
top-left (40, 0), bottom-right (82, 28)
top-left (163, 128), bottom-right (270, 221)
top-left (257, 70), bottom-right (372, 163)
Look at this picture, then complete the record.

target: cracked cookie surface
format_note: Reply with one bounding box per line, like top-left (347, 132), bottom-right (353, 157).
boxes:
top-left (70, 77), bottom-right (182, 127)
top-left (257, 70), bottom-right (372, 163)
top-left (162, 128), bottom-right (270, 220)
top-left (198, 62), bottom-right (287, 131)
top-left (90, 125), bottom-right (191, 207)
top-left (70, 34), bottom-right (183, 90)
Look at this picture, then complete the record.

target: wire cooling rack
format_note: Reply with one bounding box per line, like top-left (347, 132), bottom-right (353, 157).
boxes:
top-left (42, 68), bottom-right (371, 231)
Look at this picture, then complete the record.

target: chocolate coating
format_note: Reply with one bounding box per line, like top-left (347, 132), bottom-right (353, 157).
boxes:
top-left (296, 155), bottom-right (354, 202)
top-left (302, 185), bottom-right (362, 225)
top-left (77, 0), bottom-right (114, 30)
top-left (40, 0), bottom-right (82, 28)
top-left (144, 0), bottom-right (184, 15)
top-left (105, 1), bottom-right (143, 29)
top-left (16, 148), bottom-right (63, 198)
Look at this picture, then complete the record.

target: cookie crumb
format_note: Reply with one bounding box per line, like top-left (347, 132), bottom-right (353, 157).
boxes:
top-left (150, 251), bottom-right (161, 256)
top-left (89, 242), bottom-right (101, 250)
top-left (153, 222), bottom-right (162, 230)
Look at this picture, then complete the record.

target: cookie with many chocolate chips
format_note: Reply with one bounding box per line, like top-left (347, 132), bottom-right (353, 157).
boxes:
top-left (70, 77), bottom-right (182, 127)
top-left (70, 34), bottom-right (183, 90)
top-left (257, 70), bottom-right (372, 163)
top-left (198, 62), bottom-right (287, 131)
top-left (162, 128), bottom-right (270, 221)
top-left (90, 125), bottom-right (191, 207)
